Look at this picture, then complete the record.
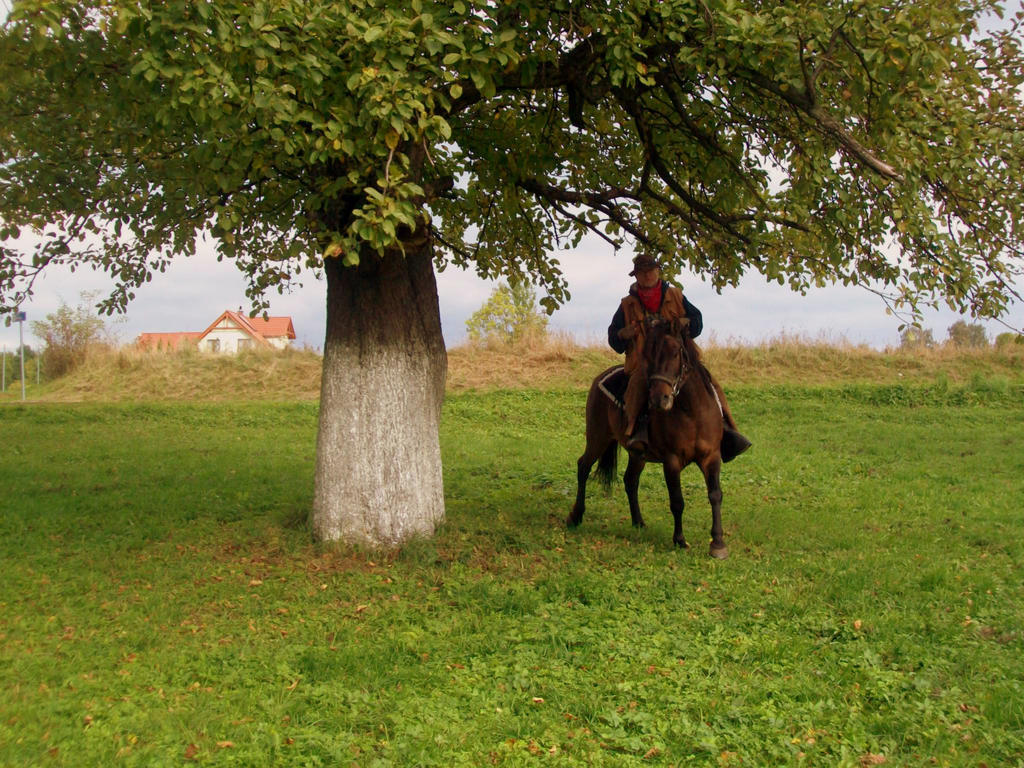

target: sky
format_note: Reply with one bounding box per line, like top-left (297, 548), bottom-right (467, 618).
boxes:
top-left (2, 235), bottom-right (1018, 355)
top-left (1, 2), bottom-right (1022, 354)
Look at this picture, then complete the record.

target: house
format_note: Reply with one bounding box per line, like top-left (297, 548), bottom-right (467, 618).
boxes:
top-left (137, 310), bottom-right (296, 354)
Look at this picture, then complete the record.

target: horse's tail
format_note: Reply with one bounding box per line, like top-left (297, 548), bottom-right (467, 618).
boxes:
top-left (593, 441), bottom-right (618, 492)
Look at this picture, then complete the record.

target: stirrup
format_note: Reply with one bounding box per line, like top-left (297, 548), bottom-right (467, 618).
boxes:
top-left (721, 428), bottom-right (751, 463)
top-left (627, 424), bottom-right (649, 452)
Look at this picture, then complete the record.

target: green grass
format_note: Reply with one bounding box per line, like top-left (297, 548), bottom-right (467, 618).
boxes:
top-left (1, 382), bottom-right (1023, 766)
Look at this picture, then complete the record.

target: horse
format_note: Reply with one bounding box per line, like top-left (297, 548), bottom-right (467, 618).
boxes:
top-left (567, 318), bottom-right (729, 557)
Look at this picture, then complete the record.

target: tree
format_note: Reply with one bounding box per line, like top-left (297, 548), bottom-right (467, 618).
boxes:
top-left (30, 293), bottom-right (109, 377)
top-left (1, 345), bottom-right (34, 385)
top-left (899, 327), bottom-right (937, 351)
top-left (947, 319), bottom-right (988, 348)
top-left (466, 281), bottom-right (549, 344)
top-left (2, 1), bottom-right (1023, 547)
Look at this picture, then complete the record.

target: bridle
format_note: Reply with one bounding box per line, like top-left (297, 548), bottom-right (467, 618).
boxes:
top-left (650, 370), bottom-right (683, 398)
top-left (647, 328), bottom-right (689, 401)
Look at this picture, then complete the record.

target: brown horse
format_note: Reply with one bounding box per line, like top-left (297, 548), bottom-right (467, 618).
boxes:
top-left (567, 318), bottom-right (729, 557)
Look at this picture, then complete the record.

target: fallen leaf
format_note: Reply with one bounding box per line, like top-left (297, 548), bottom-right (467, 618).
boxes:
top-left (217, 741), bottom-right (234, 749)
top-left (184, 743), bottom-right (199, 760)
top-left (854, 619), bottom-right (863, 630)
top-left (644, 747), bottom-right (661, 759)
top-left (532, 697), bottom-right (545, 704)
top-left (249, 579), bottom-right (263, 587)
top-left (859, 754), bottom-right (886, 766)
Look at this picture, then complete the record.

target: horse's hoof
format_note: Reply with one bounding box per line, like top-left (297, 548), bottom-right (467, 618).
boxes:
top-left (632, 519), bottom-right (645, 529)
top-left (709, 544), bottom-right (729, 559)
top-left (673, 538), bottom-right (689, 549)
top-left (566, 515), bottom-right (581, 529)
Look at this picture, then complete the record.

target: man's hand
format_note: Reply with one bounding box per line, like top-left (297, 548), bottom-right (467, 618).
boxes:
top-left (618, 322), bottom-right (641, 340)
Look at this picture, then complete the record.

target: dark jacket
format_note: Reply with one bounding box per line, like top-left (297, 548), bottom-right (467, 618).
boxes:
top-left (607, 281), bottom-right (703, 357)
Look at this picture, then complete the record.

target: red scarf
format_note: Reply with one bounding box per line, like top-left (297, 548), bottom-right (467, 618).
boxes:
top-left (637, 282), bottom-right (662, 313)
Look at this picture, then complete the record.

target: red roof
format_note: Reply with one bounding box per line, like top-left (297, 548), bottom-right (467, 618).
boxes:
top-left (136, 332), bottom-right (202, 350)
top-left (246, 315), bottom-right (296, 340)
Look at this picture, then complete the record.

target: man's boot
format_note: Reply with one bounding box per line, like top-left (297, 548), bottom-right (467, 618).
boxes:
top-left (627, 415), bottom-right (649, 452)
top-left (721, 427), bottom-right (751, 462)
top-left (710, 377), bottom-right (751, 462)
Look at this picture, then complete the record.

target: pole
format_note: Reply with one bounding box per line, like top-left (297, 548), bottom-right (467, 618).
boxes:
top-left (19, 313), bottom-right (26, 401)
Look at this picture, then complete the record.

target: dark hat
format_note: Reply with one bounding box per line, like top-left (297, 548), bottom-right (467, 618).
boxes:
top-left (629, 255), bottom-right (662, 275)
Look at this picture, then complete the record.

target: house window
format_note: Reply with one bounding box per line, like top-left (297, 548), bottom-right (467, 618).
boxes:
top-left (207, 339), bottom-right (220, 353)
top-left (237, 338), bottom-right (252, 352)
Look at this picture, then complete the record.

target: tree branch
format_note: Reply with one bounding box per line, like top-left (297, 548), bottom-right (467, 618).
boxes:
top-left (516, 177), bottom-right (650, 246)
top-left (736, 66), bottom-right (904, 182)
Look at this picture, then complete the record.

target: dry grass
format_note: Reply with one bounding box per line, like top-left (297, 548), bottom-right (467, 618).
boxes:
top-left (448, 331), bottom-right (1024, 390)
top-left (446, 331), bottom-right (620, 390)
top-left (30, 344), bottom-right (324, 402)
top-left (4, 333), bottom-right (1022, 403)
top-left (698, 333), bottom-right (1024, 387)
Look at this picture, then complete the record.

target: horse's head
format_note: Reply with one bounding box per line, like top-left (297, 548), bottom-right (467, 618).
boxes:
top-left (644, 317), bottom-right (694, 412)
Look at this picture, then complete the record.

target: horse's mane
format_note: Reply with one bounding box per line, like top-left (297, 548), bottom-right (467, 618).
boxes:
top-left (679, 330), bottom-right (716, 400)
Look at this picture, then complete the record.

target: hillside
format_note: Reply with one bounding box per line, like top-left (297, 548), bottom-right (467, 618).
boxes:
top-left (2, 336), bottom-right (1023, 403)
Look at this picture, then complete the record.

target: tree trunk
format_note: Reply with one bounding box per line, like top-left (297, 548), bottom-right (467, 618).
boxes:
top-left (312, 239), bottom-right (447, 548)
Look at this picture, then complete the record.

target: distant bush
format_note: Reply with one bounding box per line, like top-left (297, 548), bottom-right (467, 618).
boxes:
top-left (947, 320), bottom-right (988, 348)
top-left (466, 281), bottom-right (549, 345)
top-left (899, 327), bottom-right (936, 350)
top-left (995, 332), bottom-right (1024, 349)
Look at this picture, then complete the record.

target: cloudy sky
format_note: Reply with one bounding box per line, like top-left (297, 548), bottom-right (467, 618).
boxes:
top-left (2, 2), bottom-right (1021, 354)
top-left (3, 234), bottom-right (1019, 355)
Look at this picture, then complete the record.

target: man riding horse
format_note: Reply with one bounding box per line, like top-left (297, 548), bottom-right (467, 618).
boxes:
top-left (608, 254), bottom-right (751, 461)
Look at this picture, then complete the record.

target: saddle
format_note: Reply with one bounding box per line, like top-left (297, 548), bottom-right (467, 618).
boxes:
top-left (597, 366), bottom-right (628, 409)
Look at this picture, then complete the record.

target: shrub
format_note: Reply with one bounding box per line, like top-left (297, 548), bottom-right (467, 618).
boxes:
top-left (995, 332), bottom-right (1024, 349)
top-left (30, 293), bottom-right (111, 378)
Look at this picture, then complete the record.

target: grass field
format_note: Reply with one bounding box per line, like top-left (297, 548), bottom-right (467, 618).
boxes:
top-left (2, 365), bottom-right (1024, 765)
